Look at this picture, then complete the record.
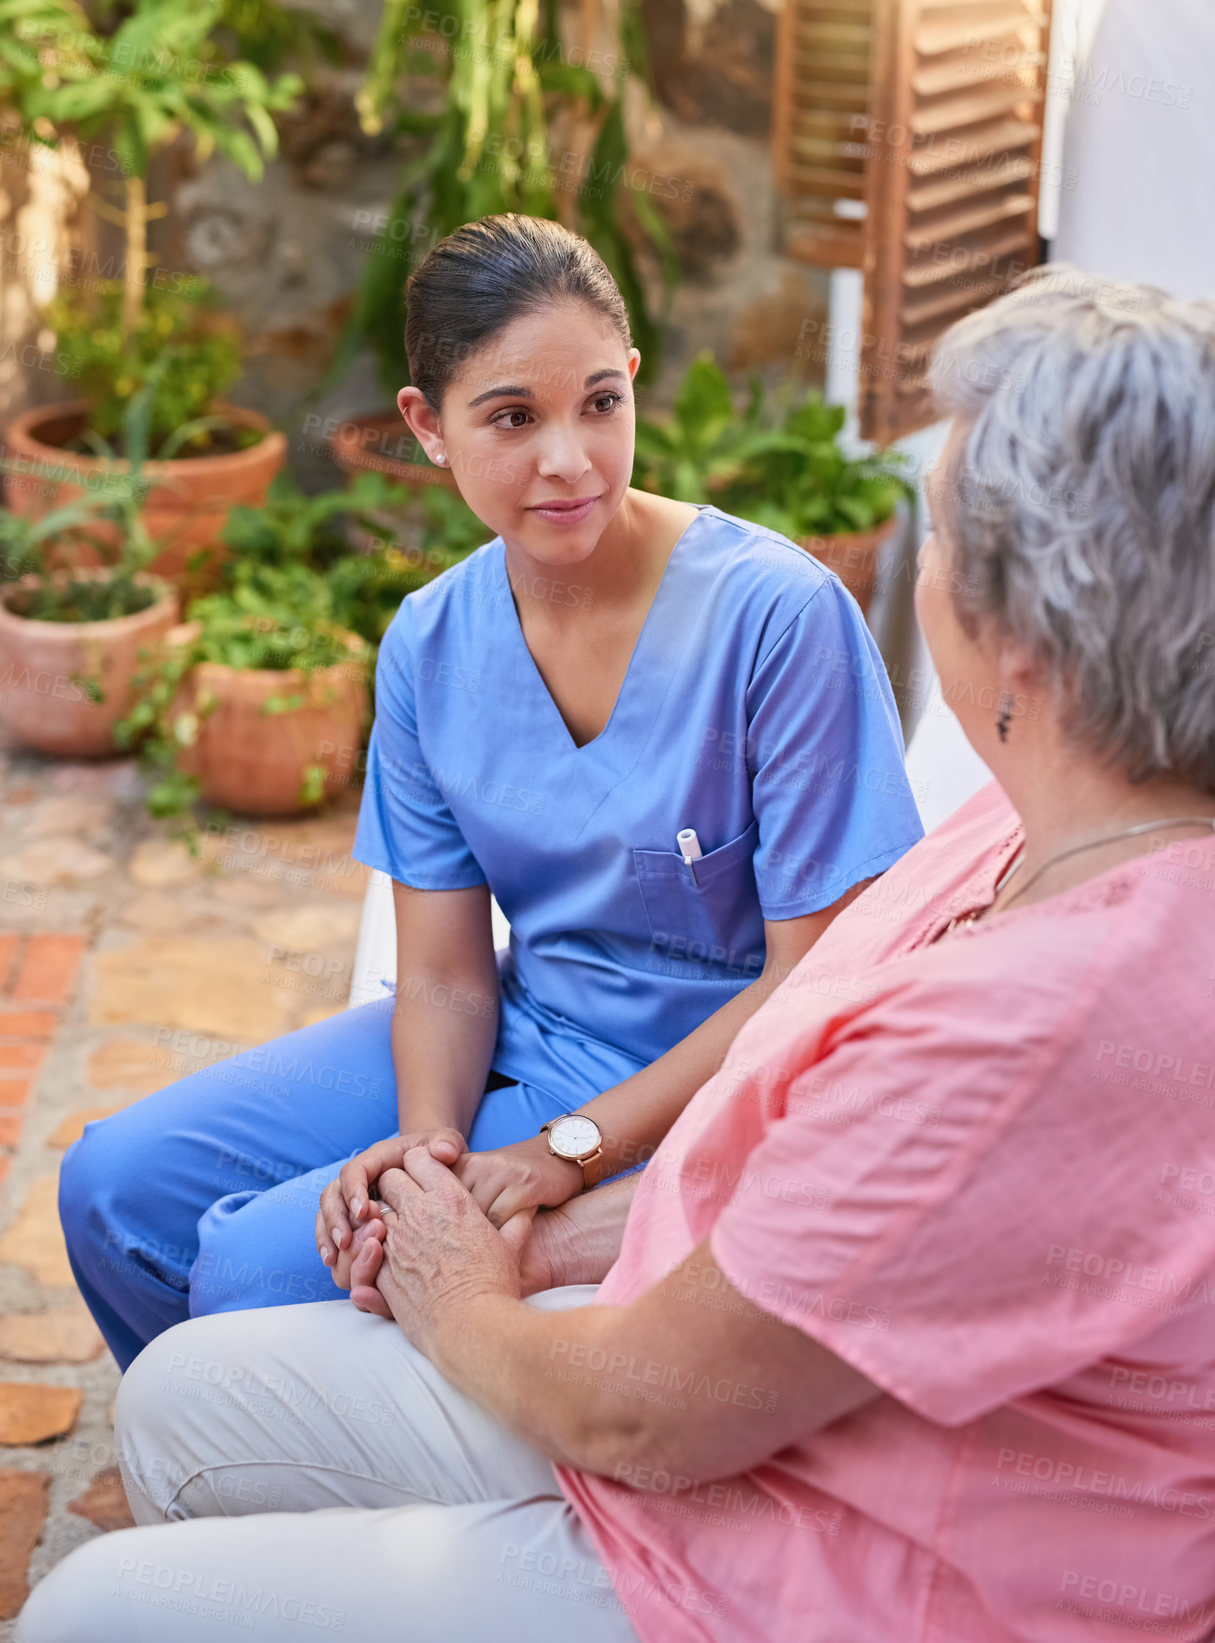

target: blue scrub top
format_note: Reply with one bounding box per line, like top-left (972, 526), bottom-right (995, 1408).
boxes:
top-left (353, 503), bottom-right (923, 1107)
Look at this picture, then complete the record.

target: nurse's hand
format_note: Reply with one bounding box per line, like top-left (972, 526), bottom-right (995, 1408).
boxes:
top-left (316, 1127), bottom-right (466, 1282)
top-left (452, 1137), bottom-right (583, 1229)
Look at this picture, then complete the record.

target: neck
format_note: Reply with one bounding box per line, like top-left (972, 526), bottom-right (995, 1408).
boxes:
top-left (502, 488), bottom-right (675, 619)
top-left (995, 735), bottom-right (1215, 908)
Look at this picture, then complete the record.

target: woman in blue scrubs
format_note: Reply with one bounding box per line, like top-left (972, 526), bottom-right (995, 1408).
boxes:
top-left (60, 214), bottom-right (924, 1371)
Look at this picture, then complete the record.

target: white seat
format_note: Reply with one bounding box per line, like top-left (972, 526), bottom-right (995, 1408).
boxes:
top-left (346, 705), bottom-right (991, 1007)
top-left (348, 872), bottom-right (512, 1008)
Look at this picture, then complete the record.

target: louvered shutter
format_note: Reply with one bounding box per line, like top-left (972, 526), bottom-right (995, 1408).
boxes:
top-left (775, 0), bottom-right (1054, 444)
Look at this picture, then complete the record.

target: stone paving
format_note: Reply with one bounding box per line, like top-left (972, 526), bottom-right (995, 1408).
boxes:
top-left (0, 735), bottom-right (368, 1631)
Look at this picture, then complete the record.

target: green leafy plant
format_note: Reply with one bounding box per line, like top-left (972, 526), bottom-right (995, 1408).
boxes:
top-left (632, 350), bottom-right (764, 502)
top-left (632, 352), bottom-right (912, 537)
top-left (0, 355), bottom-right (207, 623)
top-left (116, 465), bottom-right (487, 819)
top-left (5, 0), bottom-right (302, 442)
top-left (220, 467), bottom-right (488, 644)
top-left (44, 280), bottom-right (255, 457)
top-left (322, 0), bottom-right (675, 405)
top-left (115, 562), bottom-right (371, 817)
top-left (0, 492), bottom-right (123, 588)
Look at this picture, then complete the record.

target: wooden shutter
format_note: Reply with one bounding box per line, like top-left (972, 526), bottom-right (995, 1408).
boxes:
top-left (772, 1), bottom-right (876, 270)
top-left (774, 0), bottom-right (1054, 444)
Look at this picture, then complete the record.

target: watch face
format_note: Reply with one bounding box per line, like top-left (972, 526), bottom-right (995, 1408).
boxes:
top-left (549, 1115), bottom-right (600, 1160)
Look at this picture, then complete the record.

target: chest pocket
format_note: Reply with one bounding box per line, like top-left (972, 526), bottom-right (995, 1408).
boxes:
top-left (633, 819), bottom-right (766, 972)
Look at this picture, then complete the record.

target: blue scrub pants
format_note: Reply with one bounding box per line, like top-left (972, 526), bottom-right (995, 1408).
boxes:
top-left (59, 994), bottom-right (567, 1373)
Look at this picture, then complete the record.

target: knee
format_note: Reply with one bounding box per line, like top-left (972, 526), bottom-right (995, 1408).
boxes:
top-left (115, 1321), bottom-right (208, 1518)
top-left (58, 1116), bottom-right (139, 1260)
top-left (16, 1531), bottom-right (133, 1642)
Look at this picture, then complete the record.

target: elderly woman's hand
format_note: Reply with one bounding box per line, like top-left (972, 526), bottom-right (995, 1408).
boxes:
top-left (350, 1149), bottom-right (531, 1351)
top-left (315, 1127), bottom-right (467, 1283)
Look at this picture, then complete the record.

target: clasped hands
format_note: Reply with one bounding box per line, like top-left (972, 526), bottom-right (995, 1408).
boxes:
top-left (314, 1129), bottom-right (584, 1322)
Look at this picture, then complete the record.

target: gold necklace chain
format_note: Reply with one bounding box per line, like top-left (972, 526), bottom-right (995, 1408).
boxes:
top-left (939, 815), bottom-right (1215, 940)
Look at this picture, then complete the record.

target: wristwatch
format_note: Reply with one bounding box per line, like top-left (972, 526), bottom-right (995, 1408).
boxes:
top-left (539, 1113), bottom-right (603, 1191)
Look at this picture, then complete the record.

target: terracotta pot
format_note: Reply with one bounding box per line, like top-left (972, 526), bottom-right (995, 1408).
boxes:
top-left (326, 410), bottom-right (458, 491)
top-left (2, 399), bottom-right (287, 599)
top-left (798, 519), bottom-right (898, 616)
top-left (166, 622), bottom-right (369, 817)
top-left (0, 569), bottom-right (178, 757)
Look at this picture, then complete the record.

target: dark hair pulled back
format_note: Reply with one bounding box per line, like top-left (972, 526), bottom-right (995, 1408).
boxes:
top-left (404, 213), bottom-right (632, 411)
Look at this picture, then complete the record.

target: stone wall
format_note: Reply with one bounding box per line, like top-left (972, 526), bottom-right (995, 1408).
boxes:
top-left (2, 0), bottom-right (829, 487)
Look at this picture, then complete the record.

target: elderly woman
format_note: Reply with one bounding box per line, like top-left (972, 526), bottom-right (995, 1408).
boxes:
top-left (19, 266), bottom-right (1215, 1642)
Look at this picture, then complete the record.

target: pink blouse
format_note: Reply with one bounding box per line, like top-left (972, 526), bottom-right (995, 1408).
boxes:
top-left (557, 782), bottom-right (1215, 1641)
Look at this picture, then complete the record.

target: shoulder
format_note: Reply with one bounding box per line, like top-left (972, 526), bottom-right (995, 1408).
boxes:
top-left (690, 505), bottom-right (864, 657)
top-left (694, 504), bottom-right (834, 600)
top-left (378, 535), bottom-right (504, 661)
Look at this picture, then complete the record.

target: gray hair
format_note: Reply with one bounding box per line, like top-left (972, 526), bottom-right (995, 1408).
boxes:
top-left (929, 264), bottom-right (1215, 793)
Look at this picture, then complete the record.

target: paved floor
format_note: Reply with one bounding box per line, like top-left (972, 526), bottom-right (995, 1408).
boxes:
top-left (0, 737), bottom-right (368, 1630)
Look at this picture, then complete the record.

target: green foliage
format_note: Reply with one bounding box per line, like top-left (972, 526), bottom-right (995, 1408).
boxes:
top-left (632, 353), bottom-right (913, 537)
top-left (211, 0), bottom-right (343, 75)
top-left (324, 483), bottom-right (490, 645)
top-left (220, 468), bottom-right (413, 573)
top-left (117, 463), bottom-right (489, 818)
top-left (45, 280), bottom-right (253, 455)
top-left (113, 561), bottom-right (372, 818)
top-left (632, 350), bottom-right (764, 502)
top-left (19, 0), bottom-right (304, 186)
top-left (5, 575), bottom-right (158, 623)
top-left (326, 0), bottom-right (673, 403)
top-left (0, 492), bottom-right (124, 586)
top-left (220, 468), bottom-right (487, 645)
top-left (0, 356), bottom-right (191, 624)
top-left (7, 0), bottom-right (303, 439)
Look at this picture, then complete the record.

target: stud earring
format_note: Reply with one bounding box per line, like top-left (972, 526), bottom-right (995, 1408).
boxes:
top-left (434, 451), bottom-right (447, 465)
top-left (996, 690), bottom-right (1015, 743)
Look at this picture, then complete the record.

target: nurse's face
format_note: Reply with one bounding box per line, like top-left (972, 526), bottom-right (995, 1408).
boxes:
top-left (398, 299), bottom-right (641, 567)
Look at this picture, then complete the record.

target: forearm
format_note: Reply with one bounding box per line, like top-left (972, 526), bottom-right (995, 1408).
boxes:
top-left (391, 960), bottom-right (500, 1135)
top-left (426, 1290), bottom-right (634, 1473)
top-left (527, 1171), bottom-right (640, 1292)
top-left (575, 962), bottom-right (789, 1185)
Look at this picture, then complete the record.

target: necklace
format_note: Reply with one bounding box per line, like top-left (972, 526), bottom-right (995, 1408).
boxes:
top-left (938, 814), bottom-right (1215, 940)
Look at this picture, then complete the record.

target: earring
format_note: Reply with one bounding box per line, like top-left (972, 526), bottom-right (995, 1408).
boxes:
top-left (996, 690), bottom-right (1014, 743)
top-left (434, 451), bottom-right (447, 465)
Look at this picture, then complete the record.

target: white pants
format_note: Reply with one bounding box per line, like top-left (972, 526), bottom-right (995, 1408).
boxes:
top-left (17, 1289), bottom-right (640, 1643)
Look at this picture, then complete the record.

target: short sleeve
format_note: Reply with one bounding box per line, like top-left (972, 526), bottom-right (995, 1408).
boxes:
top-left (351, 605), bottom-right (487, 890)
top-left (708, 972), bottom-right (1206, 1427)
top-left (746, 578), bottom-right (924, 916)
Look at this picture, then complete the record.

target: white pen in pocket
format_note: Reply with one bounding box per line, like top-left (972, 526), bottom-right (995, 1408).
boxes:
top-left (676, 827), bottom-right (702, 886)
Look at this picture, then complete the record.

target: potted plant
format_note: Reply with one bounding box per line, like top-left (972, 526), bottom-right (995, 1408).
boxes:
top-left (631, 350), bottom-right (765, 502)
top-left (0, 375), bottom-right (181, 757)
top-left (633, 355), bottom-right (911, 616)
top-left (117, 561), bottom-right (371, 818)
top-left (713, 389), bottom-right (912, 615)
top-left (117, 458), bottom-right (489, 819)
top-left (1, 0), bottom-right (302, 583)
top-left (218, 467), bottom-right (487, 645)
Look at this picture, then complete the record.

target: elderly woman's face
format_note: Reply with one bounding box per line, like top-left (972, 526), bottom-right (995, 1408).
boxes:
top-left (916, 420), bottom-right (1003, 745)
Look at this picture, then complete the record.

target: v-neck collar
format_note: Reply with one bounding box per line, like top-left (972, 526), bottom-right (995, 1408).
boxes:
top-left (498, 503), bottom-right (714, 755)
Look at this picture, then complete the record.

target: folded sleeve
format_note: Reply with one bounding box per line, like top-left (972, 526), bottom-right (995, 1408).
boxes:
top-left (745, 578), bottom-right (924, 918)
top-left (351, 604), bottom-right (488, 890)
top-left (708, 971), bottom-right (1205, 1427)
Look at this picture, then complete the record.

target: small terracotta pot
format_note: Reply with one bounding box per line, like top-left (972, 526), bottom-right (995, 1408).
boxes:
top-left (798, 520), bottom-right (898, 615)
top-left (0, 569), bottom-right (178, 757)
top-left (2, 399), bottom-right (287, 599)
top-left (327, 410), bottom-right (458, 491)
top-left (165, 623), bottom-right (370, 817)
